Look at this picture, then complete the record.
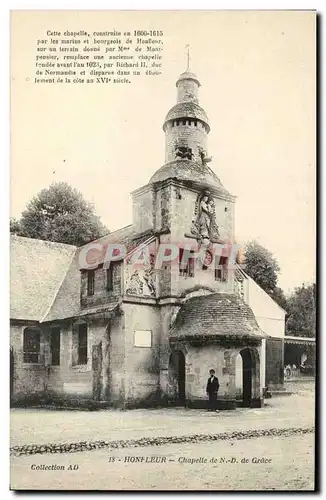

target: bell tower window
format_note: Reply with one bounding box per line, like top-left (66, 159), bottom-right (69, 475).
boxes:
top-left (175, 145), bottom-right (193, 160)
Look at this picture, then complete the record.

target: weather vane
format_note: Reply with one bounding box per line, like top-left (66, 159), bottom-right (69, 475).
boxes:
top-left (185, 44), bottom-right (191, 71)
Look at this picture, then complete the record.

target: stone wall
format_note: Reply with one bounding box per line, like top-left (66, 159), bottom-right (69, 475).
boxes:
top-left (158, 303), bottom-right (182, 403)
top-left (156, 233), bottom-right (172, 298)
top-left (46, 319), bottom-right (107, 400)
top-left (10, 323), bottom-right (46, 401)
top-left (132, 186), bottom-right (155, 234)
top-left (164, 121), bottom-right (208, 163)
top-left (105, 313), bottom-right (126, 405)
top-left (164, 341), bottom-right (262, 410)
top-left (156, 185), bottom-right (171, 232)
top-left (10, 315), bottom-right (125, 406)
top-left (170, 256), bottom-right (234, 298)
top-left (186, 344), bottom-right (227, 401)
top-left (177, 78), bottom-right (199, 104)
top-left (122, 301), bottom-right (161, 407)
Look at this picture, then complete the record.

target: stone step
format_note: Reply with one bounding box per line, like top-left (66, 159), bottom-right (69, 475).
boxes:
top-left (284, 377), bottom-right (315, 383)
top-left (270, 390), bottom-right (293, 397)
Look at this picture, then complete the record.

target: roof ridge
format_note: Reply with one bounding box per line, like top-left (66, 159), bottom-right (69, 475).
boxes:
top-left (10, 234), bottom-right (77, 250)
top-left (87, 224), bottom-right (134, 245)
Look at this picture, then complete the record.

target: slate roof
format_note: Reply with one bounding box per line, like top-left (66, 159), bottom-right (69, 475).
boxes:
top-left (83, 225), bottom-right (155, 268)
top-left (10, 227), bottom-right (155, 323)
top-left (10, 235), bottom-right (76, 321)
top-left (41, 250), bottom-right (81, 322)
top-left (164, 102), bottom-right (210, 130)
top-left (149, 160), bottom-right (233, 198)
top-left (170, 293), bottom-right (267, 341)
top-left (176, 71), bottom-right (200, 87)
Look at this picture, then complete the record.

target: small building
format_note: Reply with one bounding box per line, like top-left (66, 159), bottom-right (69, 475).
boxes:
top-left (284, 336), bottom-right (316, 378)
top-left (10, 69), bottom-right (291, 409)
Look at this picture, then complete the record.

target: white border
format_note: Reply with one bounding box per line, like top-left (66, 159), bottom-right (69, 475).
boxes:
top-left (3, 3), bottom-right (322, 499)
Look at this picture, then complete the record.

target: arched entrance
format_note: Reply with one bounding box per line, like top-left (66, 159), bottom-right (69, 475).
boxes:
top-left (168, 350), bottom-right (185, 405)
top-left (235, 348), bottom-right (259, 407)
top-left (240, 348), bottom-right (253, 407)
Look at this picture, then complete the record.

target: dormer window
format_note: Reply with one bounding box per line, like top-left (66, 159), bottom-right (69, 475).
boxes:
top-left (87, 270), bottom-right (95, 296)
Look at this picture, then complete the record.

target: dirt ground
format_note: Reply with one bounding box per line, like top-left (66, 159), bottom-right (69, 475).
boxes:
top-left (10, 380), bottom-right (315, 491)
top-left (10, 433), bottom-right (314, 491)
top-left (10, 380), bottom-right (315, 447)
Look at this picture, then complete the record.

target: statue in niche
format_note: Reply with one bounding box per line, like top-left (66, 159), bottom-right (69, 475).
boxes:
top-left (143, 269), bottom-right (156, 296)
top-left (126, 270), bottom-right (143, 295)
top-left (126, 268), bottom-right (156, 297)
top-left (190, 190), bottom-right (220, 244)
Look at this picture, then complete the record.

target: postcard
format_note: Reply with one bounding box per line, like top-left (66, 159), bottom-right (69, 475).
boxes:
top-left (10, 10), bottom-right (316, 491)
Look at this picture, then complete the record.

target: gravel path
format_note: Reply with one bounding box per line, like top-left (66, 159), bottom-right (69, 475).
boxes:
top-left (10, 426), bottom-right (314, 457)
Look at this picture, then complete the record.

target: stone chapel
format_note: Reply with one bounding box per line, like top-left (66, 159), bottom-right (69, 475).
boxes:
top-left (10, 69), bottom-right (287, 409)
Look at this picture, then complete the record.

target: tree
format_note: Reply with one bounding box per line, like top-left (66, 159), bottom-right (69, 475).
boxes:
top-left (270, 287), bottom-right (287, 311)
top-left (286, 283), bottom-right (316, 337)
top-left (243, 240), bottom-right (281, 295)
top-left (10, 182), bottom-right (108, 246)
top-left (10, 217), bottom-right (22, 236)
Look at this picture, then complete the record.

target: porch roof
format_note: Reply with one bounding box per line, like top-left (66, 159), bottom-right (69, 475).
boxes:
top-left (284, 335), bottom-right (316, 345)
top-left (170, 292), bottom-right (268, 341)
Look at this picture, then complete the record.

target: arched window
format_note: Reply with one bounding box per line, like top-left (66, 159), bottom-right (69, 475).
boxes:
top-left (23, 328), bottom-right (40, 363)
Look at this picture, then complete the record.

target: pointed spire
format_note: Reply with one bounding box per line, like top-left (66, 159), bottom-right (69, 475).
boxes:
top-left (185, 44), bottom-right (191, 72)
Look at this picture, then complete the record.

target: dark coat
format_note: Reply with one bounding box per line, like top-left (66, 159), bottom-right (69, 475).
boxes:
top-left (206, 375), bottom-right (220, 395)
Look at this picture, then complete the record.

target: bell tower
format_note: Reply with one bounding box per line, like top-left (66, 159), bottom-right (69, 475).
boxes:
top-left (132, 57), bottom-right (235, 246)
top-left (163, 69), bottom-right (210, 165)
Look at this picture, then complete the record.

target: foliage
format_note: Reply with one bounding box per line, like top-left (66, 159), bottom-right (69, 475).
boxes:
top-left (270, 287), bottom-right (288, 311)
top-left (243, 240), bottom-right (281, 295)
top-left (10, 218), bottom-right (22, 236)
top-left (286, 283), bottom-right (316, 337)
top-left (10, 182), bottom-right (108, 246)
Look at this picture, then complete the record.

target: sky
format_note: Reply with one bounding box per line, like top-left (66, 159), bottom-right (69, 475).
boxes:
top-left (10, 10), bottom-right (316, 293)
